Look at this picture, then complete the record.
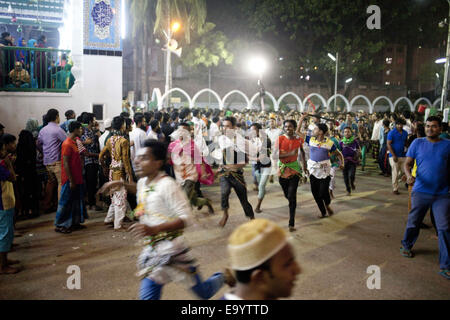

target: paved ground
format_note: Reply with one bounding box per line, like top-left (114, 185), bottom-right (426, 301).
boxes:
top-left (1, 158), bottom-right (449, 300)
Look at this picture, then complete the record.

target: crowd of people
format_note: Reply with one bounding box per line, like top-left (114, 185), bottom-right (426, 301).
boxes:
top-left (0, 104), bottom-right (449, 298)
top-left (0, 32), bottom-right (74, 90)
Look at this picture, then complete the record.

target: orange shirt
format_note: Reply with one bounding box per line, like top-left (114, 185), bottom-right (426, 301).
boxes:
top-left (278, 135), bottom-right (304, 163)
top-left (277, 135), bottom-right (304, 178)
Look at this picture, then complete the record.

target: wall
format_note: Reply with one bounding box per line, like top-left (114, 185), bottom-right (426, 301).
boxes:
top-left (0, 55), bottom-right (122, 137)
top-left (0, 0), bottom-right (122, 137)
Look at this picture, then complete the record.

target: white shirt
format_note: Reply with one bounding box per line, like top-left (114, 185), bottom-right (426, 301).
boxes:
top-left (209, 122), bottom-right (220, 143)
top-left (137, 173), bottom-right (192, 228)
top-left (371, 120), bottom-right (383, 141)
top-left (147, 130), bottom-right (158, 140)
top-left (130, 127), bottom-right (148, 163)
top-left (99, 130), bottom-right (110, 151)
top-left (265, 128), bottom-right (282, 144)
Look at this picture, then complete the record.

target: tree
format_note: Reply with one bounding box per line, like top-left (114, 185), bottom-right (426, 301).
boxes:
top-left (238, 0), bottom-right (447, 98)
top-left (129, 0), bottom-right (208, 98)
top-left (130, 0), bottom-right (156, 100)
top-left (180, 22), bottom-right (234, 69)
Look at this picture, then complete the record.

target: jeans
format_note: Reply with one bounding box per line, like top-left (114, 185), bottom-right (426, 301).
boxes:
top-left (220, 173), bottom-right (254, 219)
top-left (139, 269), bottom-right (225, 300)
top-left (254, 167), bottom-right (271, 199)
top-left (310, 175), bottom-right (331, 217)
top-left (343, 162), bottom-right (356, 193)
top-left (279, 175), bottom-right (300, 227)
top-left (85, 163), bottom-right (99, 207)
top-left (401, 192), bottom-right (450, 269)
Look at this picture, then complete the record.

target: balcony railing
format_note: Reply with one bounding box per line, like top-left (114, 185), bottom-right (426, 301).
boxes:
top-left (0, 46), bottom-right (72, 93)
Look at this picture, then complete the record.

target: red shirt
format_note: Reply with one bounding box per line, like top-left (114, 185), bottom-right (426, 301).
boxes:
top-left (61, 137), bottom-right (83, 185)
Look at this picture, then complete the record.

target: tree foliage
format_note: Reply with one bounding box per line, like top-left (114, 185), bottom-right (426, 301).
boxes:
top-left (238, 0), bottom-right (447, 94)
top-left (180, 22), bottom-right (234, 69)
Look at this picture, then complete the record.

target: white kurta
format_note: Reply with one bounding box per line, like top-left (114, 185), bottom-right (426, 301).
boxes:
top-left (136, 173), bottom-right (195, 285)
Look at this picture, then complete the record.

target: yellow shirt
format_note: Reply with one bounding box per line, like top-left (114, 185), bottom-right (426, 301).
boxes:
top-left (412, 161), bottom-right (417, 178)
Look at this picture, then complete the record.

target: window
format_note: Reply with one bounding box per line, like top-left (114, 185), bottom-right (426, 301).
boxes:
top-left (385, 82), bottom-right (391, 85)
top-left (397, 47), bottom-right (404, 53)
top-left (386, 47), bottom-right (393, 53)
top-left (386, 57), bottom-right (393, 64)
top-left (397, 58), bottom-right (404, 64)
top-left (92, 103), bottom-right (105, 121)
top-left (386, 69), bottom-right (391, 75)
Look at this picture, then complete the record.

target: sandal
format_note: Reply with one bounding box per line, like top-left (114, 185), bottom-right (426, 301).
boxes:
top-left (439, 269), bottom-right (450, 280)
top-left (400, 246), bottom-right (414, 258)
top-left (55, 227), bottom-right (72, 234)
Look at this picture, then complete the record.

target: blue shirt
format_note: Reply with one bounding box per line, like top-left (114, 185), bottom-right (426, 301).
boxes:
top-left (406, 137), bottom-right (450, 195)
top-left (387, 128), bottom-right (408, 158)
top-left (339, 122), bottom-right (358, 134)
top-left (306, 136), bottom-right (337, 162)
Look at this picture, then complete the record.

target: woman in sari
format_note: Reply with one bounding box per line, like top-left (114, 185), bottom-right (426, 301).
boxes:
top-left (15, 126), bottom-right (39, 218)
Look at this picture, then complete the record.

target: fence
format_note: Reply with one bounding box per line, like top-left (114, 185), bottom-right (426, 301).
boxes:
top-left (0, 46), bottom-right (72, 93)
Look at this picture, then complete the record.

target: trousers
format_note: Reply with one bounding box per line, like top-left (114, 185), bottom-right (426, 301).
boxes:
top-left (85, 163), bottom-right (99, 207)
top-left (220, 173), bottom-right (254, 219)
top-left (310, 175), bottom-right (331, 217)
top-left (105, 186), bottom-right (127, 229)
top-left (401, 192), bottom-right (450, 269)
top-left (140, 269), bottom-right (224, 300)
top-left (254, 167), bottom-right (271, 199)
top-left (279, 175), bottom-right (300, 227)
top-left (343, 162), bottom-right (356, 193)
top-left (389, 157), bottom-right (406, 192)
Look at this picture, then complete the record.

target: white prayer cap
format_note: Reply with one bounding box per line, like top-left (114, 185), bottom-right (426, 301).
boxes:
top-left (228, 219), bottom-right (287, 271)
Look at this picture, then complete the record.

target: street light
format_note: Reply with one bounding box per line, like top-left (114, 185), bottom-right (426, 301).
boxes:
top-left (345, 78), bottom-right (353, 83)
top-left (171, 22), bottom-right (181, 32)
top-left (436, 57), bottom-right (447, 64)
top-left (248, 56), bottom-right (268, 111)
top-left (328, 52), bottom-right (339, 110)
top-left (163, 21), bottom-right (182, 106)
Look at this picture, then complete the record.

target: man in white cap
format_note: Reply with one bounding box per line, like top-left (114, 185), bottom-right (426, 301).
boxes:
top-left (223, 218), bottom-right (301, 300)
top-left (99, 118), bottom-right (112, 151)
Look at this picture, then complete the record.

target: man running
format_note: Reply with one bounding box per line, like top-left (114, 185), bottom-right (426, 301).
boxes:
top-left (273, 119), bottom-right (308, 232)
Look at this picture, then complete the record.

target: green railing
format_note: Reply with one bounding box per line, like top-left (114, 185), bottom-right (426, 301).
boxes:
top-left (0, 46), bottom-right (72, 93)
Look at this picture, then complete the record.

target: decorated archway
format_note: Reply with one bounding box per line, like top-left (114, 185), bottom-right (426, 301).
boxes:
top-left (327, 94), bottom-right (351, 112)
top-left (350, 95), bottom-right (373, 113)
top-left (249, 91), bottom-right (278, 111)
top-left (372, 96), bottom-right (394, 113)
top-left (303, 93), bottom-right (328, 112)
top-left (277, 92), bottom-right (304, 112)
top-left (393, 97), bottom-right (414, 112)
top-left (158, 88), bottom-right (193, 109)
top-left (222, 90), bottom-right (251, 109)
top-left (192, 88), bottom-right (224, 110)
top-left (413, 97), bottom-right (433, 110)
top-left (433, 98), bottom-right (441, 109)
